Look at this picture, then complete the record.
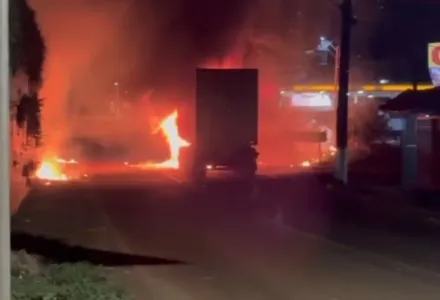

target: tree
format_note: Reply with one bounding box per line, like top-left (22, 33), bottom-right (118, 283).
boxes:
top-left (10, 0), bottom-right (46, 144)
top-left (349, 101), bottom-right (388, 149)
top-left (10, 0), bottom-right (46, 86)
top-left (16, 94), bottom-right (43, 145)
top-left (9, 0), bottom-right (22, 75)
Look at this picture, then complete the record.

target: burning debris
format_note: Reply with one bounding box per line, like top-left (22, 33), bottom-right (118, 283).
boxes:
top-left (131, 110), bottom-right (190, 170)
top-left (33, 109), bottom-right (189, 184)
top-left (55, 158), bottom-right (78, 164)
top-left (298, 145), bottom-right (337, 168)
top-left (35, 159), bottom-right (69, 181)
top-left (34, 156), bottom-right (83, 183)
top-left (300, 160), bottom-right (311, 168)
top-left (150, 110), bottom-right (190, 169)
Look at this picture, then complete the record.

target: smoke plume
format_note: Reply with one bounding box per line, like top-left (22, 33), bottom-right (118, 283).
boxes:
top-left (29, 0), bottom-right (260, 154)
top-left (29, 0), bottom-right (130, 156)
top-left (29, 0), bottom-right (356, 166)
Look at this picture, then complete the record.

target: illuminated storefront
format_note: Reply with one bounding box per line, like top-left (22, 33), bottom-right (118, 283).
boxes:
top-left (428, 42), bottom-right (440, 86)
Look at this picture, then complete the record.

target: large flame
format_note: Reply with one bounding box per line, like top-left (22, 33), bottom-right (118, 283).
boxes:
top-left (35, 157), bottom-right (78, 181)
top-left (152, 110), bottom-right (190, 169)
top-left (35, 111), bottom-right (189, 182)
top-left (35, 159), bottom-right (68, 181)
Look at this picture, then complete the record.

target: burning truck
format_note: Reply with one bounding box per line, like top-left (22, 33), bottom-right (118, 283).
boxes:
top-left (180, 68), bottom-right (259, 180)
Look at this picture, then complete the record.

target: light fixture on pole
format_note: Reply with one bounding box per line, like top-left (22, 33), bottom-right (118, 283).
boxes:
top-left (315, 36), bottom-right (340, 99)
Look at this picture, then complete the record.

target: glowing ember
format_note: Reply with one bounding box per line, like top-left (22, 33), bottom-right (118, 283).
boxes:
top-left (203, 52), bottom-right (243, 69)
top-left (56, 158), bottom-right (78, 164)
top-left (152, 110), bottom-right (190, 169)
top-left (329, 145), bottom-right (337, 156)
top-left (35, 160), bottom-right (68, 181)
top-left (298, 144), bottom-right (337, 169)
top-left (300, 160), bottom-right (312, 168)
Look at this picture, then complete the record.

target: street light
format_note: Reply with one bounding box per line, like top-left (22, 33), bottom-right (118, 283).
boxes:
top-left (305, 36), bottom-right (340, 90)
top-left (316, 36), bottom-right (339, 65)
top-left (312, 34), bottom-right (352, 184)
top-left (313, 37), bottom-right (340, 106)
top-left (317, 36), bottom-right (335, 53)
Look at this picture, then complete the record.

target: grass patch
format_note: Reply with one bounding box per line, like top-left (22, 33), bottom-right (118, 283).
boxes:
top-left (12, 250), bottom-right (132, 300)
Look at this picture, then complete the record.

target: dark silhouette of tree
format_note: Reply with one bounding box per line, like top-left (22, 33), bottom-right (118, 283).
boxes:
top-left (349, 101), bottom-right (388, 148)
top-left (16, 94), bottom-right (43, 145)
top-left (9, 0), bottom-right (22, 75)
top-left (10, 0), bottom-right (46, 145)
top-left (10, 0), bottom-right (46, 85)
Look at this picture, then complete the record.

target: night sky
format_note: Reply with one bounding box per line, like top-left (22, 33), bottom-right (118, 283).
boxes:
top-left (367, 0), bottom-right (440, 83)
top-left (121, 0), bottom-right (440, 87)
top-left (279, 0), bottom-right (440, 83)
top-left (32, 0), bottom-right (440, 100)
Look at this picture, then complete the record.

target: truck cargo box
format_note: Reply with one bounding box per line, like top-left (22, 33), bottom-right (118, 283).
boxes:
top-left (195, 68), bottom-right (258, 162)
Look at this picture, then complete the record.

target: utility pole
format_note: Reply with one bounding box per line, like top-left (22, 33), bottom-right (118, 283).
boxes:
top-left (334, 0), bottom-right (354, 184)
top-left (0, 0), bottom-right (11, 299)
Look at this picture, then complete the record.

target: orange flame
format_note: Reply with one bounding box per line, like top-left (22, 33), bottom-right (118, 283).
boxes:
top-left (55, 158), bottom-right (78, 164)
top-left (300, 160), bottom-right (311, 168)
top-left (152, 110), bottom-right (190, 169)
top-left (329, 145), bottom-right (337, 156)
top-left (35, 157), bottom-right (78, 181)
top-left (35, 159), bottom-right (68, 181)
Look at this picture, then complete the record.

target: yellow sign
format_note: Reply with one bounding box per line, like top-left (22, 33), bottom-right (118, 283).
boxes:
top-left (428, 43), bottom-right (440, 68)
top-left (291, 84), bottom-right (433, 92)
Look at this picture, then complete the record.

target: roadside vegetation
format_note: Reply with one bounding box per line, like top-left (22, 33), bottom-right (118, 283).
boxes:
top-left (10, 1), bottom-right (131, 299)
top-left (12, 250), bottom-right (131, 300)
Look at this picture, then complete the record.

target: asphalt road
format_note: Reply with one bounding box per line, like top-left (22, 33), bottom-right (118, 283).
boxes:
top-left (12, 169), bottom-right (440, 300)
